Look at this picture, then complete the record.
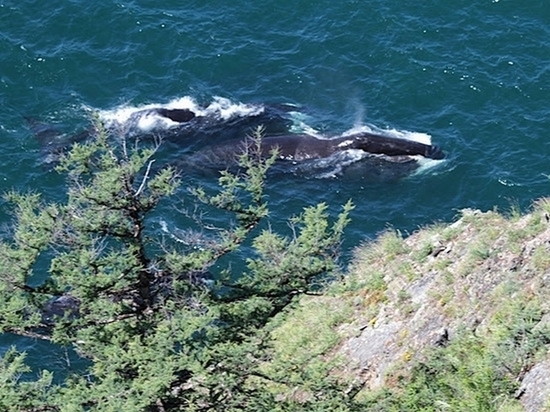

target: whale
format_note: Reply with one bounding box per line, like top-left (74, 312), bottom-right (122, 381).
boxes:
top-left (264, 132), bottom-right (445, 160)
top-left (174, 130), bottom-right (446, 180)
top-left (25, 103), bottom-right (285, 161)
top-left (95, 103), bottom-right (297, 151)
top-left (188, 131), bottom-right (444, 167)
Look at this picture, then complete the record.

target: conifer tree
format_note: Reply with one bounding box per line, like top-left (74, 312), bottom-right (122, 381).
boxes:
top-left (0, 123), bottom-right (355, 411)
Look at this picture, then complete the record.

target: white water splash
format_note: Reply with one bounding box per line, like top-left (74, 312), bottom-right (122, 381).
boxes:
top-left (200, 96), bottom-right (264, 119)
top-left (408, 156), bottom-right (446, 177)
top-left (342, 124), bottom-right (433, 145)
top-left (287, 110), bottom-right (322, 137)
top-left (289, 149), bottom-right (370, 179)
top-left (95, 95), bottom-right (264, 133)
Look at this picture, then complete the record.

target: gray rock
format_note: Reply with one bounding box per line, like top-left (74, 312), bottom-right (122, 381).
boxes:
top-left (518, 361), bottom-right (550, 411)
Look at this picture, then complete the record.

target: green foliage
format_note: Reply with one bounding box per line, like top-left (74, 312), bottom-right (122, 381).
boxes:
top-left (0, 348), bottom-right (54, 409)
top-left (244, 201), bottom-right (353, 296)
top-left (0, 123), bottom-right (355, 410)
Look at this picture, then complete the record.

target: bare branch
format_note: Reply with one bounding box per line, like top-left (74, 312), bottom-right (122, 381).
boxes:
top-left (121, 134), bottom-right (128, 160)
top-left (134, 159), bottom-right (155, 198)
top-left (7, 328), bottom-right (52, 341)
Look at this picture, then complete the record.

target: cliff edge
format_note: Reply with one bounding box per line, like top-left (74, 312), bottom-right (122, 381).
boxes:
top-left (269, 199), bottom-right (550, 411)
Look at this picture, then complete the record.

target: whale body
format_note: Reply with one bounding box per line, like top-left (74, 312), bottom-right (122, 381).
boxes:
top-left (264, 132), bottom-right (445, 160)
top-left (189, 131), bottom-right (444, 167)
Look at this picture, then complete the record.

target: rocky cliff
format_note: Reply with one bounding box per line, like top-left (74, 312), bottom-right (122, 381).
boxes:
top-left (270, 199), bottom-right (550, 411)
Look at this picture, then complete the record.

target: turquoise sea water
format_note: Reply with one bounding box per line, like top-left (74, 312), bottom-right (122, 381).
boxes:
top-left (1, 1), bottom-right (549, 373)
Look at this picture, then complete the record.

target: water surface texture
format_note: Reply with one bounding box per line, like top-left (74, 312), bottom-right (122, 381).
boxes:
top-left (0, 1), bottom-right (549, 369)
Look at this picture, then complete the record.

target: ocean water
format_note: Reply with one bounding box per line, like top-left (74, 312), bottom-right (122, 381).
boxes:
top-left (1, 1), bottom-right (549, 373)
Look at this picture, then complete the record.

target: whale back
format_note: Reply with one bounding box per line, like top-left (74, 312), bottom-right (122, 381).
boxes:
top-left (346, 132), bottom-right (445, 160)
top-left (187, 134), bottom-right (331, 166)
top-left (155, 108), bottom-right (196, 123)
top-left (261, 132), bottom-right (445, 160)
top-left (189, 131), bottom-right (444, 170)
